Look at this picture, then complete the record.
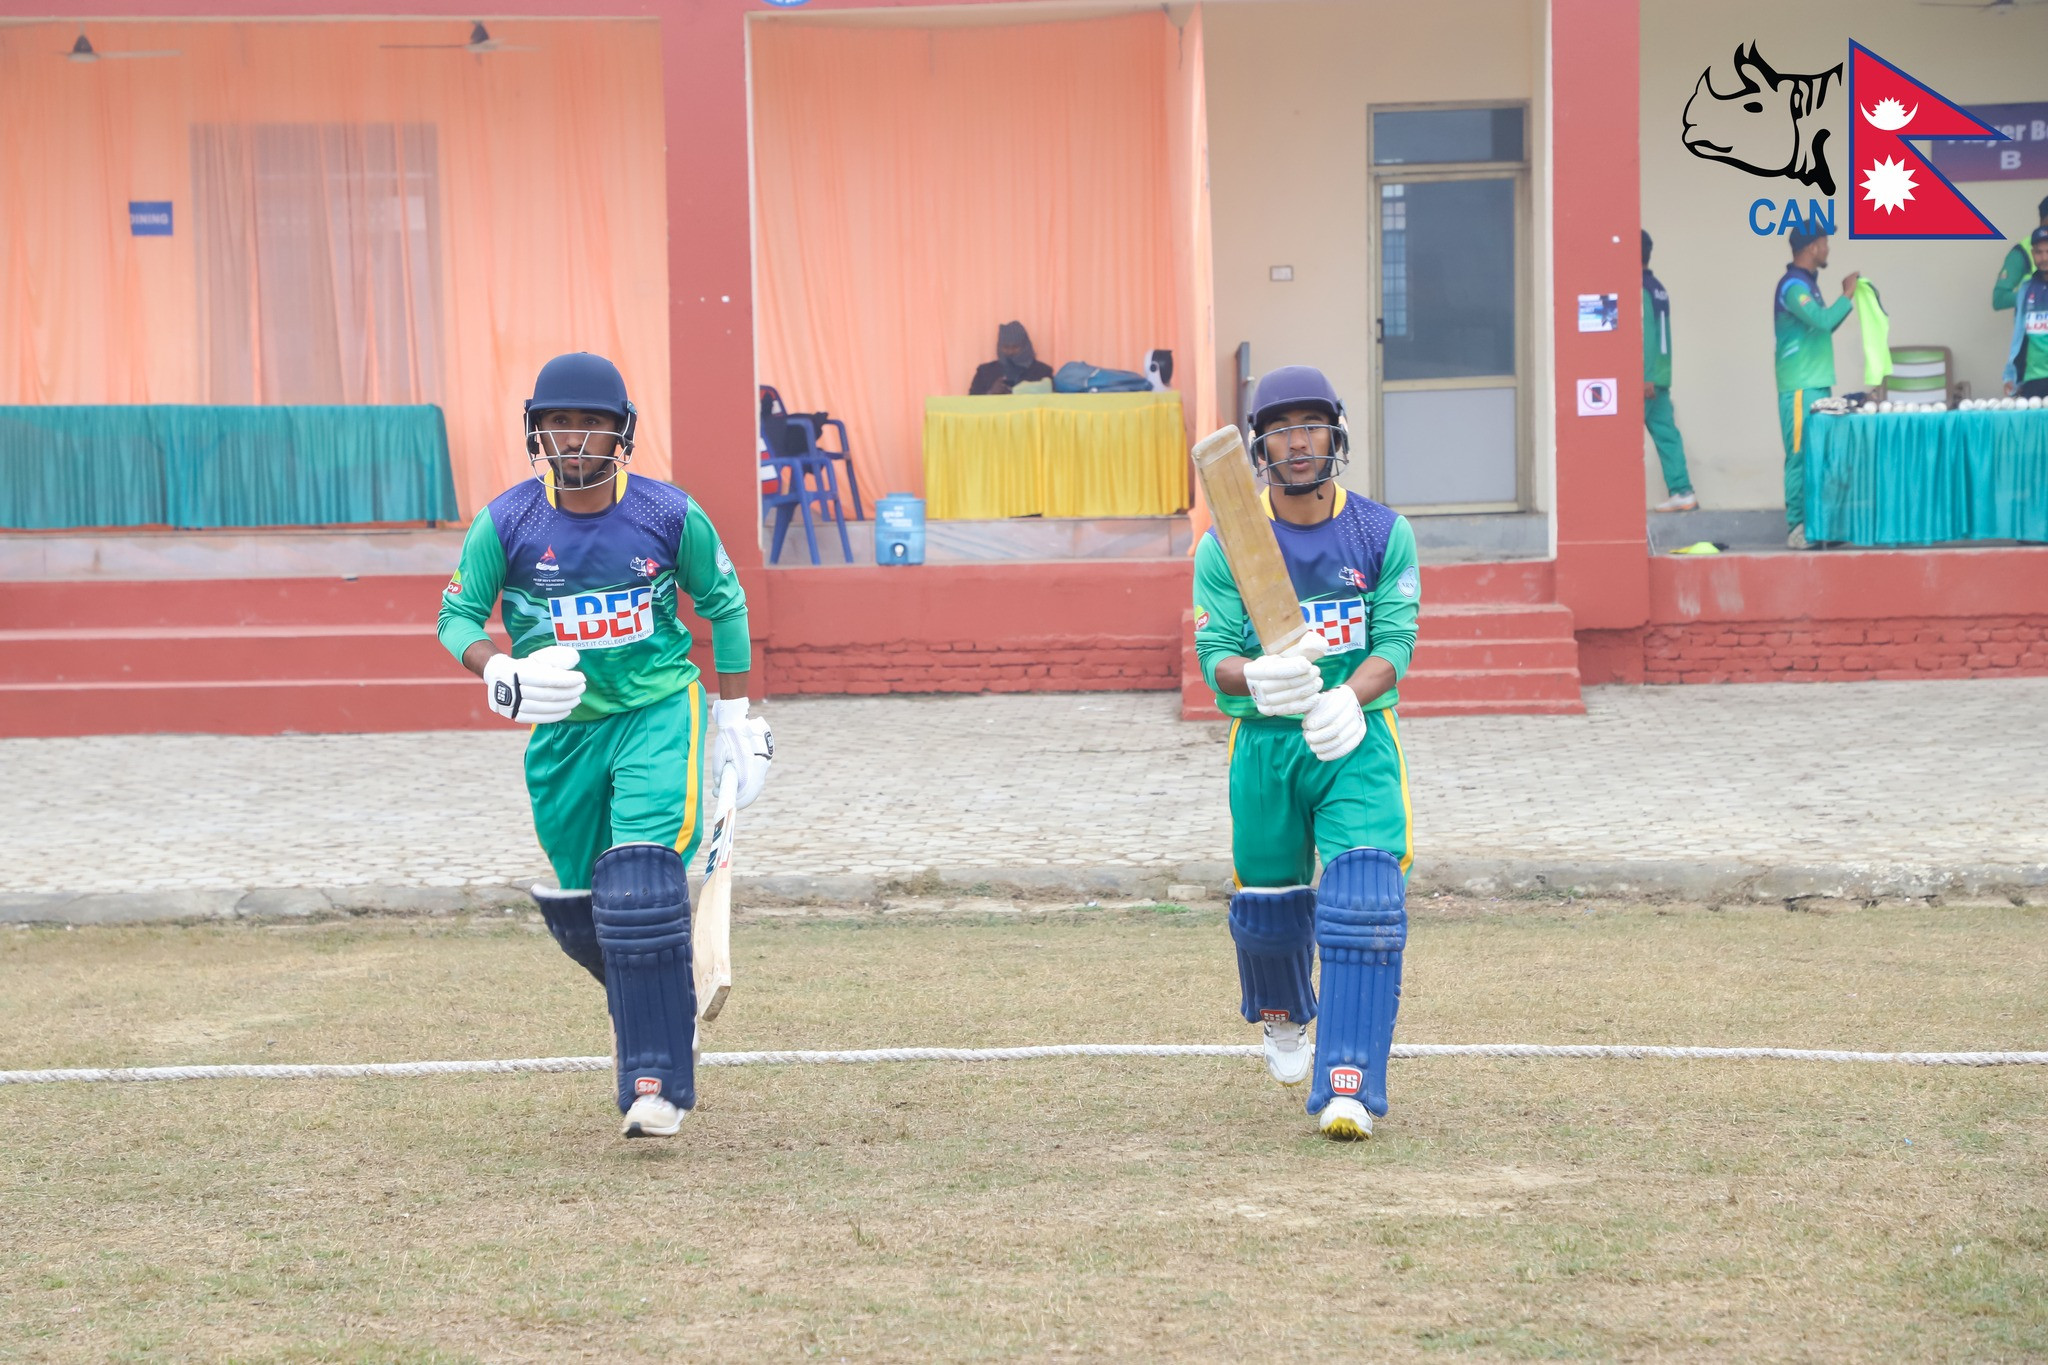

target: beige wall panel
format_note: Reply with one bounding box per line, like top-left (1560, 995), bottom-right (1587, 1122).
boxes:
top-left (1205, 0), bottom-right (1543, 508)
top-left (1641, 0), bottom-right (2048, 510)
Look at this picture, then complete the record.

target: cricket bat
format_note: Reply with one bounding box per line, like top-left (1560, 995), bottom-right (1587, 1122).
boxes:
top-left (1190, 425), bottom-right (1313, 655)
top-left (693, 764), bottom-right (739, 1023)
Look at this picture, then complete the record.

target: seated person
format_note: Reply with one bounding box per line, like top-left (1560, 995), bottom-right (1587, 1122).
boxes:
top-left (970, 321), bottom-right (1055, 395)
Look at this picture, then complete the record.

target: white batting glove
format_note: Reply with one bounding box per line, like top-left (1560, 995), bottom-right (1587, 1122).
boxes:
top-left (483, 645), bottom-right (585, 724)
top-left (1301, 685), bottom-right (1366, 763)
top-left (710, 698), bottom-right (774, 809)
top-left (1243, 654), bottom-right (1322, 717)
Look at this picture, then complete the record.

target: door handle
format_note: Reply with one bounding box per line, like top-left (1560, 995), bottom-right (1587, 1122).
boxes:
top-left (1375, 317), bottom-right (1384, 343)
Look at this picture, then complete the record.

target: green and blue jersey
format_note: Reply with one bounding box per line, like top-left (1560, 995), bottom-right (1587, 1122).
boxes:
top-left (1773, 264), bottom-right (1852, 393)
top-left (436, 473), bottom-right (750, 720)
top-left (1193, 486), bottom-right (1420, 722)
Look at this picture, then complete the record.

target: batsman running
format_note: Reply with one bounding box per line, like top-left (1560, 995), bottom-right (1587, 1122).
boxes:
top-left (1192, 366), bottom-right (1419, 1141)
top-left (436, 352), bottom-right (772, 1139)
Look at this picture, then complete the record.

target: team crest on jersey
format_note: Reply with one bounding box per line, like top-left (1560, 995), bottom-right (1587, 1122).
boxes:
top-left (715, 544), bottom-right (734, 576)
top-left (629, 555), bottom-right (660, 579)
top-left (1302, 597), bottom-right (1367, 652)
top-left (533, 544), bottom-right (564, 586)
top-left (1340, 565), bottom-right (1370, 591)
top-left (549, 586), bottom-right (654, 649)
top-left (1397, 566), bottom-right (1420, 599)
top-left (1329, 1066), bottom-right (1364, 1096)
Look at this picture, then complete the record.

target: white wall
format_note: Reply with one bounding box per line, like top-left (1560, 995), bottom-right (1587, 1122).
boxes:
top-left (1641, 0), bottom-right (2048, 510)
top-left (1204, 0), bottom-right (1547, 511)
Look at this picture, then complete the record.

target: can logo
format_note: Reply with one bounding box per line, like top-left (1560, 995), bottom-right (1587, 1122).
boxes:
top-left (1329, 1066), bottom-right (1363, 1096)
top-left (635, 1077), bottom-right (662, 1096)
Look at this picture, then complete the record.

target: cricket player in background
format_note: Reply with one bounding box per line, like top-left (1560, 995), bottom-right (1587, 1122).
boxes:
top-left (437, 352), bottom-right (772, 1138)
top-left (1192, 366), bottom-right (1420, 1141)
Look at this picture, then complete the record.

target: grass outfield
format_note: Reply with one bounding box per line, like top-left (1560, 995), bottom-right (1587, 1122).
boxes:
top-left (2, 899), bottom-right (2045, 1361)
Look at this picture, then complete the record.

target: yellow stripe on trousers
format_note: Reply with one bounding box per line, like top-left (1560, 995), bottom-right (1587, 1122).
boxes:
top-left (1380, 709), bottom-right (1415, 876)
top-left (673, 681), bottom-right (704, 856)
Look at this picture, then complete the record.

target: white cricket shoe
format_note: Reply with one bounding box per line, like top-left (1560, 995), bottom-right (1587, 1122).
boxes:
top-left (621, 1093), bottom-right (685, 1138)
top-left (1317, 1097), bottom-right (1373, 1141)
top-left (1261, 1020), bottom-right (1313, 1086)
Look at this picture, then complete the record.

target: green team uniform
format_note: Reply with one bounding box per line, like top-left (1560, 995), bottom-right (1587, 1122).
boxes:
top-left (437, 472), bottom-right (750, 890)
top-left (1993, 243), bottom-right (2032, 312)
top-left (1773, 264), bottom-right (1852, 533)
top-left (2007, 272), bottom-right (2048, 391)
top-left (1642, 267), bottom-right (1692, 498)
top-left (1193, 488), bottom-right (1420, 887)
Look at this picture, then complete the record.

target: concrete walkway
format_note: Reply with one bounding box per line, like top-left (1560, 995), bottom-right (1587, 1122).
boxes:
top-left (5, 678), bottom-right (2046, 922)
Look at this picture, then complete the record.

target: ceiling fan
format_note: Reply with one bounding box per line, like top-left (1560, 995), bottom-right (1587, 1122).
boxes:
top-left (381, 22), bottom-right (535, 54)
top-left (64, 32), bottom-right (181, 62)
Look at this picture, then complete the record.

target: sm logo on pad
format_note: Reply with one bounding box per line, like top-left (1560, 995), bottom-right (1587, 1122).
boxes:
top-left (1301, 597), bottom-right (1367, 653)
top-left (549, 586), bottom-right (654, 649)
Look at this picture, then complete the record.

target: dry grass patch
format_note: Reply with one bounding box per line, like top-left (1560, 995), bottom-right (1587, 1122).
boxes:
top-left (1, 901), bottom-right (2044, 1361)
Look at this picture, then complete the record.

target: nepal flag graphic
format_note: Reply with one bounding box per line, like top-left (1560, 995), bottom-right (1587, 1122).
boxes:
top-left (1848, 42), bottom-right (2006, 240)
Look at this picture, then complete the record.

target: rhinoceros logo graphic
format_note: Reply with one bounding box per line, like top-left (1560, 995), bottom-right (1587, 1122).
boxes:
top-left (1682, 43), bottom-right (1843, 198)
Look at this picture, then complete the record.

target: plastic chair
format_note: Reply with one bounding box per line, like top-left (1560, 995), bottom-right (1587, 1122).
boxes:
top-left (759, 385), bottom-right (863, 521)
top-left (761, 452), bottom-right (854, 565)
top-left (1881, 345), bottom-right (1953, 406)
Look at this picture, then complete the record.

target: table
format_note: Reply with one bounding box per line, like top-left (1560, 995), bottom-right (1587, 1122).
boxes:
top-left (922, 392), bottom-right (1188, 519)
top-left (0, 405), bottom-right (459, 530)
top-left (1805, 409), bottom-right (2048, 546)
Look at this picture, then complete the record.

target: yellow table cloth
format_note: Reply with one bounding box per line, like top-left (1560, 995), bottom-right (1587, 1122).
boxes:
top-left (922, 392), bottom-right (1189, 519)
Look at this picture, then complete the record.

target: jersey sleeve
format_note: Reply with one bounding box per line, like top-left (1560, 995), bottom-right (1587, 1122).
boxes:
top-left (1993, 246), bottom-right (2028, 311)
top-left (677, 499), bottom-right (751, 675)
top-left (436, 507), bottom-right (506, 662)
top-left (1364, 516), bottom-right (1420, 681)
top-left (1192, 533), bottom-right (1251, 691)
top-left (1781, 280), bottom-right (1853, 334)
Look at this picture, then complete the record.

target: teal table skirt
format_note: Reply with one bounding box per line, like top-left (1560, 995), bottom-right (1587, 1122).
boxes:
top-left (1805, 410), bottom-right (2048, 546)
top-left (0, 405), bottom-right (459, 530)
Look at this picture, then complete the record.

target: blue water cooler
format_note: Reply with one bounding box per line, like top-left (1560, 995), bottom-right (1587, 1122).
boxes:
top-left (874, 493), bottom-right (926, 566)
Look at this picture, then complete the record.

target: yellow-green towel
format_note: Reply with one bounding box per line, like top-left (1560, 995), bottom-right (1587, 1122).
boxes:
top-left (1855, 278), bottom-right (1893, 389)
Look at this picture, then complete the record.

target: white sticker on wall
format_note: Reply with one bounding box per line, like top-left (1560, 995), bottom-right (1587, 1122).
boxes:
top-left (1576, 378), bottom-right (1619, 417)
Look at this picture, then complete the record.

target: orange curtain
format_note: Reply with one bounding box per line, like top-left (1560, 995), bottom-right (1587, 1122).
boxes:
top-left (752, 11), bottom-right (1211, 506)
top-left (0, 20), bottom-right (670, 518)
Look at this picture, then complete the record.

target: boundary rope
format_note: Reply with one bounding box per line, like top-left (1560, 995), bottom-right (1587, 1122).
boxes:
top-left (3, 1041), bottom-right (2046, 1085)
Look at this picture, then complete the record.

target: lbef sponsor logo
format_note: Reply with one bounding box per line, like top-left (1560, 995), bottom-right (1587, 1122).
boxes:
top-left (1302, 597), bottom-right (1367, 653)
top-left (1329, 1066), bottom-right (1363, 1096)
top-left (549, 586), bottom-right (653, 649)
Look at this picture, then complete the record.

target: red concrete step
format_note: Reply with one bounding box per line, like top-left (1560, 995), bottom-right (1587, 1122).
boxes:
top-left (0, 677), bottom-right (501, 737)
top-left (1418, 603), bottom-right (1577, 639)
top-left (1421, 560), bottom-right (1556, 606)
top-left (4, 576), bottom-right (456, 630)
top-left (0, 623), bottom-right (505, 685)
top-left (1408, 635), bottom-right (1581, 672)
top-left (1397, 666), bottom-right (1585, 705)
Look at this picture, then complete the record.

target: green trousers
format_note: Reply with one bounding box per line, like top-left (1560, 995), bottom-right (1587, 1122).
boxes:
top-left (1228, 710), bottom-right (1413, 888)
top-left (1644, 387), bottom-right (1692, 496)
top-left (523, 681), bottom-right (710, 891)
top-left (1777, 387), bottom-right (1828, 533)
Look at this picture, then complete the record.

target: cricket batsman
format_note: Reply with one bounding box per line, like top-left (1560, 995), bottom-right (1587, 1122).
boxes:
top-left (436, 352), bottom-right (772, 1138)
top-left (1192, 366), bottom-right (1419, 1141)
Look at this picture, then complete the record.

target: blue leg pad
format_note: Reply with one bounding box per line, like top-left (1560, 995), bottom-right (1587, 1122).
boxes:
top-left (1228, 886), bottom-right (1318, 1024)
top-left (1308, 848), bottom-right (1406, 1117)
top-left (530, 885), bottom-right (603, 984)
top-left (591, 842), bottom-right (696, 1114)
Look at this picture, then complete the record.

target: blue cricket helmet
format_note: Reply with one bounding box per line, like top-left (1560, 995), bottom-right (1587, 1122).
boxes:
top-left (1248, 365), bottom-right (1345, 434)
top-left (524, 352), bottom-right (638, 453)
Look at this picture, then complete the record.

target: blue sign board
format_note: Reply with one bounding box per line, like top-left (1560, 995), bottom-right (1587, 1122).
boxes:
top-left (1927, 103), bottom-right (2048, 183)
top-left (129, 201), bottom-right (173, 236)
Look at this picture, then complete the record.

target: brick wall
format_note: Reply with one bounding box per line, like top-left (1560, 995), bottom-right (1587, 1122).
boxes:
top-left (766, 634), bottom-right (1181, 695)
top-left (1636, 616), bottom-right (2048, 684)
